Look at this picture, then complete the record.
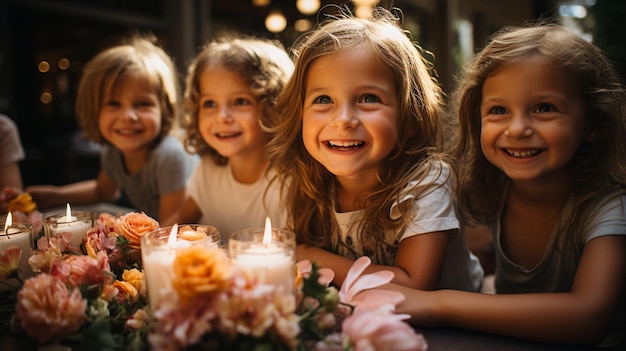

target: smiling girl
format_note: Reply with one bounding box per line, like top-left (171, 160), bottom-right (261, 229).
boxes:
top-left (267, 7), bottom-right (483, 291)
top-left (22, 35), bottom-right (198, 221)
top-left (160, 36), bottom-right (293, 242)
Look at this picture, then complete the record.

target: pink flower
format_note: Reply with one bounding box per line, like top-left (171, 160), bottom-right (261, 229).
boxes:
top-left (50, 250), bottom-right (112, 288)
top-left (11, 210), bottom-right (43, 235)
top-left (341, 304), bottom-right (428, 351)
top-left (84, 225), bottom-right (118, 258)
top-left (0, 246), bottom-right (22, 279)
top-left (28, 234), bottom-right (73, 273)
top-left (16, 273), bottom-right (87, 344)
top-left (296, 259), bottom-right (335, 286)
top-left (339, 256), bottom-right (405, 311)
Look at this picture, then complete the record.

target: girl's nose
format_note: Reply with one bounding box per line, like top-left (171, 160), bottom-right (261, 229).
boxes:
top-left (121, 107), bottom-right (139, 121)
top-left (330, 105), bottom-right (359, 129)
top-left (504, 113), bottom-right (533, 138)
top-left (217, 106), bottom-right (234, 124)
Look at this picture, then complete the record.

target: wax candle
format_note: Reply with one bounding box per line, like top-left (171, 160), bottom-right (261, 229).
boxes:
top-left (229, 217), bottom-right (296, 293)
top-left (141, 224), bottom-right (220, 310)
top-left (0, 212), bottom-right (34, 291)
top-left (43, 203), bottom-right (94, 250)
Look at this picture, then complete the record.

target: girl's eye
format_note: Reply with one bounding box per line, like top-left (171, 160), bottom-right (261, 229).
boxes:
top-left (534, 104), bottom-right (556, 113)
top-left (489, 106), bottom-right (507, 114)
top-left (103, 100), bottom-right (120, 107)
top-left (201, 100), bottom-right (216, 108)
top-left (312, 95), bottom-right (332, 104)
top-left (359, 94), bottom-right (380, 103)
top-left (137, 100), bottom-right (155, 108)
top-left (234, 97), bottom-right (252, 106)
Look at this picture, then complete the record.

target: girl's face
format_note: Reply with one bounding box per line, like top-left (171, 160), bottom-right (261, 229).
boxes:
top-left (98, 72), bottom-right (162, 155)
top-left (197, 67), bottom-right (267, 160)
top-left (479, 57), bottom-right (590, 183)
top-left (302, 47), bottom-right (399, 184)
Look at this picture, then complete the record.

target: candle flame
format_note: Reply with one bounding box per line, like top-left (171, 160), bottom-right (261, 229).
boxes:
top-left (3, 212), bottom-right (12, 232)
top-left (66, 203), bottom-right (72, 219)
top-left (262, 217), bottom-right (272, 246)
top-left (168, 223), bottom-right (178, 247)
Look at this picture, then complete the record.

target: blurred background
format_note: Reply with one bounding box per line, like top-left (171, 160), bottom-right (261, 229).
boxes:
top-left (0, 0), bottom-right (623, 187)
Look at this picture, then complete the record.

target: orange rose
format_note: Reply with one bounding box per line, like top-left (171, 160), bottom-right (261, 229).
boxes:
top-left (8, 193), bottom-right (37, 214)
top-left (122, 268), bottom-right (145, 295)
top-left (116, 212), bottom-right (158, 250)
top-left (172, 246), bottom-right (233, 303)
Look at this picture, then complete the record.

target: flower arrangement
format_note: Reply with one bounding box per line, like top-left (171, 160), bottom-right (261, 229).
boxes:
top-left (148, 248), bottom-right (427, 351)
top-left (1, 206), bottom-right (428, 351)
top-left (2, 211), bottom-right (156, 350)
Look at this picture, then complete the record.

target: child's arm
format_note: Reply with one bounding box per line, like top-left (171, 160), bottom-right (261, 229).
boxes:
top-left (158, 188), bottom-right (186, 225)
top-left (390, 235), bottom-right (626, 346)
top-left (297, 229), bottom-right (450, 289)
top-left (159, 194), bottom-right (201, 226)
top-left (26, 170), bottom-right (119, 209)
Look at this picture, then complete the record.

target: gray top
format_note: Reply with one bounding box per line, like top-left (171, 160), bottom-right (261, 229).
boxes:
top-left (491, 190), bottom-right (626, 348)
top-left (101, 135), bottom-right (198, 221)
top-left (0, 114), bottom-right (25, 167)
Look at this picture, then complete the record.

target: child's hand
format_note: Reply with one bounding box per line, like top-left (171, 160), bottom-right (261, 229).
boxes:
top-left (0, 186), bottom-right (22, 213)
top-left (24, 185), bottom-right (58, 209)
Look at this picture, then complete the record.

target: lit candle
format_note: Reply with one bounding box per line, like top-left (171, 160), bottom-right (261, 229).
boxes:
top-left (43, 203), bottom-right (94, 250)
top-left (229, 217), bottom-right (296, 293)
top-left (0, 212), bottom-right (34, 291)
top-left (141, 224), bottom-right (220, 310)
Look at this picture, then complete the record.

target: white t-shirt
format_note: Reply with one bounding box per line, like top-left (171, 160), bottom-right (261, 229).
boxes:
top-left (187, 156), bottom-right (287, 244)
top-left (0, 115), bottom-right (25, 167)
top-left (332, 162), bottom-right (484, 292)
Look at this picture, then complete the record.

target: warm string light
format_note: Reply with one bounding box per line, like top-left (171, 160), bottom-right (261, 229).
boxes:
top-left (265, 9), bottom-right (287, 33)
top-left (296, 0), bottom-right (320, 15)
top-left (352, 0), bottom-right (380, 18)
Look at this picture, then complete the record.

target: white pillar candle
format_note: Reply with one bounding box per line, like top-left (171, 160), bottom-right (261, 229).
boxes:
top-left (141, 224), bottom-right (220, 311)
top-left (229, 217), bottom-right (296, 293)
top-left (0, 213), bottom-right (34, 291)
top-left (43, 203), bottom-right (94, 250)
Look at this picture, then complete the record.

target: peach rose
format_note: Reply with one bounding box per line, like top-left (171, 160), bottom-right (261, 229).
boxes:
top-left (17, 273), bottom-right (87, 344)
top-left (116, 212), bottom-right (158, 250)
top-left (178, 225), bottom-right (209, 241)
top-left (172, 246), bottom-right (233, 302)
top-left (0, 246), bottom-right (21, 279)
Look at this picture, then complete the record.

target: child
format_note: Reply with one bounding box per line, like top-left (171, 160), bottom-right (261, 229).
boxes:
top-left (19, 35), bottom-right (198, 222)
top-left (391, 23), bottom-right (626, 348)
top-left (160, 36), bottom-right (293, 243)
top-left (266, 7), bottom-right (483, 291)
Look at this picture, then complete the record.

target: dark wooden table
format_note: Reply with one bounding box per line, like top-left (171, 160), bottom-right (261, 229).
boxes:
top-left (1, 327), bottom-right (605, 351)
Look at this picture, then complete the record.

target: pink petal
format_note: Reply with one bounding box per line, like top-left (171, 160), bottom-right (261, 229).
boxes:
top-left (341, 256), bottom-right (371, 295)
top-left (350, 289), bottom-right (405, 310)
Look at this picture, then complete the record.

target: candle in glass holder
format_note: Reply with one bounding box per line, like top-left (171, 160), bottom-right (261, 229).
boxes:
top-left (44, 203), bottom-right (94, 250)
top-left (0, 212), bottom-right (34, 291)
top-left (141, 224), bottom-right (220, 310)
top-left (229, 217), bottom-right (296, 293)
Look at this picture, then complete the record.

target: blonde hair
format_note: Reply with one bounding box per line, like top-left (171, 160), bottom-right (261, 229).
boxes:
top-left (452, 22), bottom-right (626, 246)
top-left (75, 34), bottom-right (180, 145)
top-left (266, 7), bottom-right (448, 251)
top-left (182, 36), bottom-right (294, 165)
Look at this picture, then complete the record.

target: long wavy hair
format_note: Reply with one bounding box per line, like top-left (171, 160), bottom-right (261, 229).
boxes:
top-left (182, 36), bottom-right (294, 165)
top-left (75, 34), bottom-right (180, 146)
top-left (451, 22), bottom-right (626, 248)
top-left (266, 7), bottom-right (449, 251)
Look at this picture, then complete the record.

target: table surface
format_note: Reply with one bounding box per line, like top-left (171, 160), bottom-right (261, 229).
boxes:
top-left (0, 326), bottom-right (605, 351)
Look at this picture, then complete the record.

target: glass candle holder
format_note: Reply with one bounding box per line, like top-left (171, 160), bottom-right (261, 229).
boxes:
top-left (229, 227), bottom-right (296, 293)
top-left (0, 222), bottom-right (34, 290)
top-left (44, 211), bottom-right (95, 250)
top-left (141, 224), bottom-right (220, 310)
